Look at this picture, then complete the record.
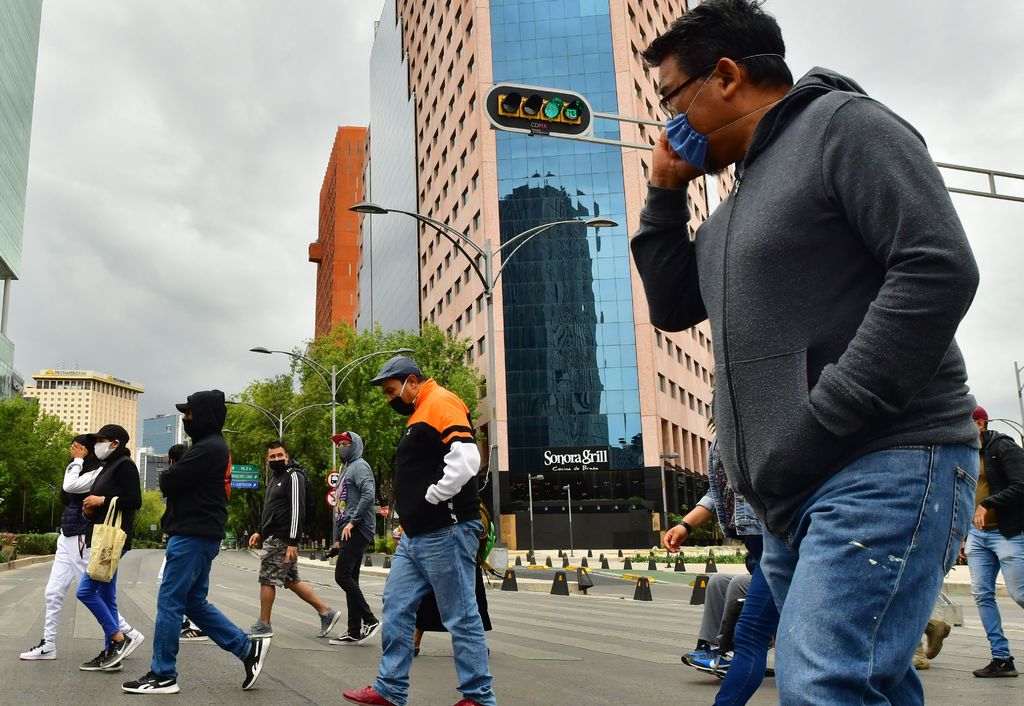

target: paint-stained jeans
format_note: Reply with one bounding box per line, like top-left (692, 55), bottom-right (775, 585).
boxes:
top-left (761, 444), bottom-right (977, 706)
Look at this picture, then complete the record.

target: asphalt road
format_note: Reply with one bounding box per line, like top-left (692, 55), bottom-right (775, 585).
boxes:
top-left (1, 549), bottom-right (1021, 705)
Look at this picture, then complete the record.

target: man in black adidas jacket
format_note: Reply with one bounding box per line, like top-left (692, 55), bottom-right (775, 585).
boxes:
top-left (122, 390), bottom-right (270, 695)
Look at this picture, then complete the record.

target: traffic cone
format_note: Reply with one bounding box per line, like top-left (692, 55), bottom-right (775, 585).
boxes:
top-left (674, 556), bottom-right (686, 572)
top-left (577, 568), bottom-right (595, 595)
top-left (562, 555), bottom-right (570, 568)
top-left (550, 570), bottom-right (570, 596)
top-left (705, 551), bottom-right (718, 573)
top-left (691, 574), bottom-right (710, 605)
top-left (581, 557), bottom-right (589, 568)
top-left (587, 549), bottom-right (593, 558)
top-left (600, 557), bottom-right (610, 569)
top-left (501, 569), bottom-right (518, 592)
top-left (617, 549), bottom-right (623, 558)
top-left (515, 555), bottom-right (522, 566)
top-left (558, 549), bottom-right (564, 558)
top-left (633, 576), bottom-right (653, 601)
top-left (623, 558), bottom-right (633, 570)
top-left (545, 556), bottom-right (553, 568)
top-left (647, 556), bottom-right (657, 571)
top-left (364, 555), bottom-right (372, 567)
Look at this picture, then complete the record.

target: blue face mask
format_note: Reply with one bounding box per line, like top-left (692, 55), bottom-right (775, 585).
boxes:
top-left (665, 53), bottom-right (786, 171)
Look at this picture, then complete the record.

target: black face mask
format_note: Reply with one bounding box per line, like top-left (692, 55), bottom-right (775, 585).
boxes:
top-left (182, 418), bottom-right (197, 439)
top-left (268, 459), bottom-right (288, 473)
top-left (389, 397), bottom-right (416, 416)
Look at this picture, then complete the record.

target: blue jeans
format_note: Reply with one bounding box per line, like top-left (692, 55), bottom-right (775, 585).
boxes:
top-left (715, 564), bottom-right (779, 705)
top-left (77, 568), bottom-right (121, 649)
top-left (761, 444), bottom-right (977, 706)
top-left (965, 527), bottom-right (1024, 659)
top-left (375, 520), bottom-right (495, 706)
top-left (152, 536), bottom-right (251, 679)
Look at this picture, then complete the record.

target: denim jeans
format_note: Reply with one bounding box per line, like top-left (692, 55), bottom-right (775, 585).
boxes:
top-left (76, 567), bottom-right (122, 649)
top-left (374, 519), bottom-right (495, 706)
top-left (715, 564), bottom-right (779, 706)
top-left (965, 527), bottom-right (1024, 659)
top-left (151, 536), bottom-right (251, 679)
top-left (761, 443), bottom-right (977, 706)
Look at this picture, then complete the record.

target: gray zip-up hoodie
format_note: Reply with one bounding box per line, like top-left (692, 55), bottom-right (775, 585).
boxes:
top-left (336, 432), bottom-right (376, 542)
top-left (631, 68), bottom-right (980, 536)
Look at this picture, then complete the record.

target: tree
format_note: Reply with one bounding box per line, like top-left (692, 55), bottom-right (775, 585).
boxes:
top-left (0, 397), bottom-right (73, 532)
top-left (134, 490), bottom-right (165, 543)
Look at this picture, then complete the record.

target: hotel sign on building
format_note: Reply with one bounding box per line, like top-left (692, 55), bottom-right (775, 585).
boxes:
top-left (23, 368), bottom-right (143, 437)
top-left (542, 446), bottom-right (610, 473)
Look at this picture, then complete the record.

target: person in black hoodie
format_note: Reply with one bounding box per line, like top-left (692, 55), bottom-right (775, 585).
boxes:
top-left (75, 424), bottom-right (142, 673)
top-left (122, 390), bottom-right (270, 695)
top-left (964, 405), bottom-right (1024, 678)
top-left (20, 435), bottom-right (142, 662)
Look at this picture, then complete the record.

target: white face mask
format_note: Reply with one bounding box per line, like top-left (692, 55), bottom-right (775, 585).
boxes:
top-left (95, 441), bottom-right (117, 460)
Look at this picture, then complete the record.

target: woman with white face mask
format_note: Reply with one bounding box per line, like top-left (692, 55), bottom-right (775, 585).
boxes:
top-left (75, 423), bottom-right (142, 674)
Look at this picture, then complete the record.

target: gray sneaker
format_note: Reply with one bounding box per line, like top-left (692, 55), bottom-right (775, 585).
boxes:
top-left (249, 620), bottom-right (274, 638)
top-left (317, 609), bottom-right (342, 638)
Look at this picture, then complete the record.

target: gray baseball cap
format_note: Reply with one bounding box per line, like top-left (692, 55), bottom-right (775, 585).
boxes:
top-left (370, 355), bottom-right (423, 386)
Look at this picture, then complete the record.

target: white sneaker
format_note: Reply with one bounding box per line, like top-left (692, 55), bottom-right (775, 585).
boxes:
top-left (121, 630), bottom-right (145, 660)
top-left (20, 639), bottom-right (56, 661)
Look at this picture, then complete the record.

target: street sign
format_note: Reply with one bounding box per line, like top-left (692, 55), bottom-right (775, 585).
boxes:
top-left (484, 83), bottom-right (593, 137)
top-left (327, 472), bottom-right (341, 489)
top-left (326, 491), bottom-right (338, 508)
top-left (231, 481), bottom-right (259, 490)
top-left (232, 464), bottom-right (260, 474)
top-left (231, 464), bottom-right (261, 484)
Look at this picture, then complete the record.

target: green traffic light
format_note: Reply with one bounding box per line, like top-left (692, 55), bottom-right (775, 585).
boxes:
top-left (563, 99), bottom-right (583, 121)
top-left (543, 96), bottom-right (564, 120)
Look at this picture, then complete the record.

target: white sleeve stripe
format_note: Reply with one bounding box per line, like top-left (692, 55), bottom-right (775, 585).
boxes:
top-left (289, 473), bottom-right (300, 539)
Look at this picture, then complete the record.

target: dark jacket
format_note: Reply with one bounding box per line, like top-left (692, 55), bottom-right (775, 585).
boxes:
top-left (630, 68), bottom-right (980, 536)
top-left (159, 390), bottom-right (232, 539)
top-left (86, 452), bottom-right (142, 551)
top-left (394, 379), bottom-right (481, 537)
top-left (979, 430), bottom-right (1024, 537)
top-left (337, 432), bottom-right (376, 542)
top-left (60, 456), bottom-right (102, 537)
top-left (260, 460), bottom-right (306, 547)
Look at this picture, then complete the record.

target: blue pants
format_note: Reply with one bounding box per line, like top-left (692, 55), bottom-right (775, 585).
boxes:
top-left (374, 520), bottom-right (495, 706)
top-left (965, 527), bottom-right (1024, 659)
top-left (151, 536), bottom-right (251, 679)
top-left (761, 444), bottom-right (977, 706)
top-left (76, 568), bottom-right (121, 649)
top-left (714, 564), bottom-right (779, 705)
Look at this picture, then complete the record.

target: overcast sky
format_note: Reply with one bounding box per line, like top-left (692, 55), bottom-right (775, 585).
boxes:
top-left (11, 0), bottom-right (1024, 440)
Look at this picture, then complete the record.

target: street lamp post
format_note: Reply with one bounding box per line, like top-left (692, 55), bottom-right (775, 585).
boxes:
top-left (1014, 361), bottom-right (1024, 443)
top-left (351, 201), bottom-right (617, 547)
top-left (249, 346), bottom-right (412, 544)
top-left (562, 484), bottom-right (574, 557)
top-left (659, 452), bottom-right (679, 531)
top-left (990, 417), bottom-right (1024, 445)
top-left (527, 474), bottom-right (544, 561)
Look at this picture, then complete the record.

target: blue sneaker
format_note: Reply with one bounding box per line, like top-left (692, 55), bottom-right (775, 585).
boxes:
top-left (681, 648), bottom-right (717, 667)
top-left (689, 650), bottom-right (732, 676)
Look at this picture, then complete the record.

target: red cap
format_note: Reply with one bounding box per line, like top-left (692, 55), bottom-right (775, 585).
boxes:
top-left (972, 406), bottom-right (988, 421)
top-left (331, 432), bottom-right (352, 446)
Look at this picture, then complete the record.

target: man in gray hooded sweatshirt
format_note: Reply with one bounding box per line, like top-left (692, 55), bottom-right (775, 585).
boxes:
top-left (631, 2), bottom-right (980, 704)
top-left (328, 431), bottom-right (381, 645)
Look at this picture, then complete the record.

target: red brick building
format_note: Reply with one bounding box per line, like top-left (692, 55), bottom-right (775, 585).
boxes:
top-left (309, 126), bottom-right (366, 337)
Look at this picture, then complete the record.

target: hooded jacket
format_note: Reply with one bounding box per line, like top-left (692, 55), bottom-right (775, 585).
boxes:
top-left (631, 68), bottom-right (979, 536)
top-left (978, 430), bottom-right (1024, 537)
top-left (259, 459), bottom-right (306, 547)
top-left (336, 432), bottom-right (376, 542)
top-left (159, 390), bottom-right (232, 539)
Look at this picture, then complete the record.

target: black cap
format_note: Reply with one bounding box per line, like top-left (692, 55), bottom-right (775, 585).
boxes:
top-left (92, 424), bottom-right (130, 445)
top-left (370, 355), bottom-right (423, 386)
top-left (174, 401), bottom-right (189, 413)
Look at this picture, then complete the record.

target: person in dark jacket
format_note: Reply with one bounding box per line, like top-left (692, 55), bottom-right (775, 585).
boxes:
top-left (20, 435), bottom-right (142, 662)
top-left (629, 2), bottom-right (979, 703)
top-left (248, 440), bottom-right (340, 639)
top-left (965, 405), bottom-right (1024, 678)
top-left (122, 390), bottom-right (270, 695)
top-left (76, 424), bottom-right (143, 673)
top-left (328, 431), bottom-right (381, 646)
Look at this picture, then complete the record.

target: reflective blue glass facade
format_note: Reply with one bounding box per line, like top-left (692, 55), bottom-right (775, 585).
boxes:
top-left (142, 414), bottom-right (182, 456)
top-left (491, 0), bottom-right (644, 499)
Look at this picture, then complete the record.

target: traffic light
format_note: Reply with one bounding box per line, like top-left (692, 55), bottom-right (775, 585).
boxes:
top-left (485, 83), bottom-right (593, 137)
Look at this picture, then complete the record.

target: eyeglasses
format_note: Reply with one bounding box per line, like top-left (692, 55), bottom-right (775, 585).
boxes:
top-left (659, 63), bottom-right (718, 117)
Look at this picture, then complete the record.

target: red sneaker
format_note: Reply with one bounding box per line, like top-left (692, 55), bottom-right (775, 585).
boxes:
top-left (452, 701), bottom-right (484, 706)
top-left (343, 686), bottom-right (396, 706)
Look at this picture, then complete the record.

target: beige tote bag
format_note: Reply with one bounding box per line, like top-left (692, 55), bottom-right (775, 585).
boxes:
top-left (86, 496), bottom-right (126, 582)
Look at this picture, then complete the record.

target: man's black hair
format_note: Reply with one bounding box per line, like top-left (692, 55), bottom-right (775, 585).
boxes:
top-left (267, 440), bottom-right (287, 453)
top-left (167, 443), bottom-right (186, 464)
top-left (642, 0), bottom-right (793, 88)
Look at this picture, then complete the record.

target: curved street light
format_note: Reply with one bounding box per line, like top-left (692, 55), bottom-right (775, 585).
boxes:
top-left (351, 200), bottom-right (618, 546)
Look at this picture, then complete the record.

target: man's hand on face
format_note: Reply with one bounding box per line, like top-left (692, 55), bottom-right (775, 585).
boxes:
top-left (285, 545), bottom-right (298, 563)
top-left (70, 441), bottom-right (88, 459)
top-left (248, 532), bottom-right (261, 548)
top-left (663, 523), bottom-right (690, 552)
top-left (651, 130), bottom-right (704, 190)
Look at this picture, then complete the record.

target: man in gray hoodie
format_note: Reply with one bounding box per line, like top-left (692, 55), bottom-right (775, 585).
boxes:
top-left (328, 431), bottom-right (381, 645)
top-left (631, 1), bottom-right (980, 704)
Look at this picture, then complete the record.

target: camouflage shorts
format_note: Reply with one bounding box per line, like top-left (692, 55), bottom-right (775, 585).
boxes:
top-left (258, 537), bottom-right (301, 587)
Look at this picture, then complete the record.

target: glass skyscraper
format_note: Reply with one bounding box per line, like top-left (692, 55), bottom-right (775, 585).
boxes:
top-left (0, 0), bottom-right (43, 397)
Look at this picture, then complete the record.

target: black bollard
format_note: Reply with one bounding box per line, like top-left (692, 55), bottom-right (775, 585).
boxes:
top-left (623, 558), bottom-right (633, 570)
top-left (633, 576), bottom-right (653, 601)
top-left (577, 568), bottom-right (595, 595)
top-left (600, 557), bottom-right (610, 569)
top-left (501, 569), bottom-right (519, 592)
top-left (550, 570), bottom-right (570, 596)
top-left (705, 551), bottom-right (718, 574)
top-left (690, 574), bottom-right (710, 605)
top-left (515, 555), bottom-right (522, 567)
top-left (674, 556), bottom-right (686, 572)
